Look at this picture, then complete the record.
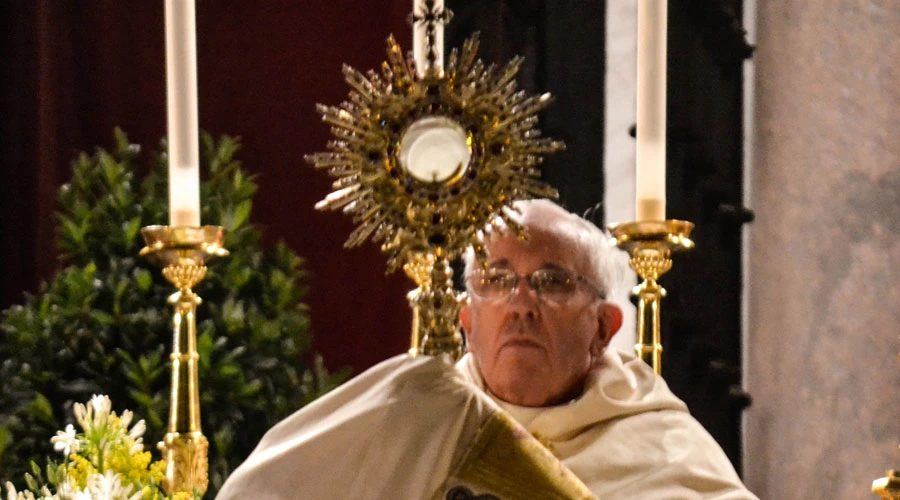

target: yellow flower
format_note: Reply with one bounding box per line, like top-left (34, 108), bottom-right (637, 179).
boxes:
top-left (148, 460), bottom-right (167, 483)
top-left (68, 454), bottom-right (96, 488)
top-left (107, 447), bottom-right (153, 486)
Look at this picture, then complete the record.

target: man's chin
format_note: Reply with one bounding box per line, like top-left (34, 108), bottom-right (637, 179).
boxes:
top-left (489, 375), bottom-right (551, 407)
top-left (494, 350), bottom-right (549, 379)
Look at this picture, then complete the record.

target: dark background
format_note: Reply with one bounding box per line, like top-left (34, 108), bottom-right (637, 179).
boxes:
top-left (1, 0), bottom-right (752, 472)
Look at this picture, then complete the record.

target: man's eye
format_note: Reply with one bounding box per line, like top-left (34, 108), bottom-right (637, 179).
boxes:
top-left (534, 272), bottom-right (572, 290)
top-left (484, 272), bottom-right (512, 286)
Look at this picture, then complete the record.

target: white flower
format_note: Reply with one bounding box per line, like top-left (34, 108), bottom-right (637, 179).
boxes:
top-left (125, 418), bottom-right (146, 455)
top-left (50, 424), bottom-right (80, 456)
top-left (83, 471), bottom-right (140, 500)
top-left (117, 410), bottom-right (133, 430)
top-left (5, 481), bottom-right (23, 500)
top-left (89, 395), bottom-right (111, 429)
top-left (4, 481), bottom-right (58, 500)
top-left (54, 478), bottom-right (80, 500)
top-left (90, 395), bottom-right (110, 415)
top-left (74, 395), bottom-right (113, 436)
top-left (126, 418), bottom-right (144, 441)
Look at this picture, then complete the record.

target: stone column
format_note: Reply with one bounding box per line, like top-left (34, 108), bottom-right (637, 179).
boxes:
top-left (745, 2), bottom-right (900, 498)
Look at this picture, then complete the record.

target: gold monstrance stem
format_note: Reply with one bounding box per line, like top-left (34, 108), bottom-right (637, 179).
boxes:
top-left (140, 225), bottom-right (228, 497)
top-left (404, 250), bottom-right (465, 359)
top-left (608, 220), bottom-right (693, 374)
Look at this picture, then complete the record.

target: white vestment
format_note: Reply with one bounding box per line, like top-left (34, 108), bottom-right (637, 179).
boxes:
top-left (457, 349), bottom-right (759, 500)
top-left (217, 353), bottom-right (595, 499)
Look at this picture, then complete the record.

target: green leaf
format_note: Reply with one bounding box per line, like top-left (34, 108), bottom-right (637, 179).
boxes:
top-left (25, 472), bottom-right (39, 492)
top-left (93, 310), bottom-right (114, 326)
top-left (123, 217), bottom-right (142, 248)
top-left (197, 330), bottom-right (214, 368)
top-left (26, 394), bottom-right (54, 425)
top-left (46, 461), bottom-right (61, 486)
top-left (232, 200), bottom-right (252, 231)
top-left (0, 425), bottom-right (9, 461)
top-left (134, 268), bottom-right (153, 292)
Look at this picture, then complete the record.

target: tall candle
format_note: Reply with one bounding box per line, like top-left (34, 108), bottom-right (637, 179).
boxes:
top-left (165, 0), bottom-right (201, 227)
top-left (635, 0), bottom-right (667, 221)
top-left (412, 0), bottom-right (445, 78)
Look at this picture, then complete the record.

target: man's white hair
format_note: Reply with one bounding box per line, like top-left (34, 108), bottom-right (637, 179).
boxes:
top-left (463, 198), bottom-right (630, 305)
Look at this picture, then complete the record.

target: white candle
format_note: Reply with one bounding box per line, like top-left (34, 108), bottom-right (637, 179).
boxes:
top-left (165, 0), bottom-right (201, 227)
top-left (412, 0), bottom-right (445, 78)
top-left (635, 0), bottom-right (667, 221)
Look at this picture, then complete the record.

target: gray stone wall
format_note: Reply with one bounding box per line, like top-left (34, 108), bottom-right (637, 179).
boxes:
top-left (745, 2), bottom-right (900, 498)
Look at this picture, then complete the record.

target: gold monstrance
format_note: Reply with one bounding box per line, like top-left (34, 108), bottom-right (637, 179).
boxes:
top-left (306, 0), bottom-right (563, 358)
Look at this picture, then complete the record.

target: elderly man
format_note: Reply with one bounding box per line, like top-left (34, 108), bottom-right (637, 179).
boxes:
top-left (456, 199), bottom-right (757, 499)
top-left (218, 198), bottom-right (757, 499)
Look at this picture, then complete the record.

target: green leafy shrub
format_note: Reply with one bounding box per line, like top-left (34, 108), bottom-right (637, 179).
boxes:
top-left (0, 129), bottom-right (346, 496)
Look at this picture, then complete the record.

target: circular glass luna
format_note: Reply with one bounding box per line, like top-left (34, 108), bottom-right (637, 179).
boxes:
top-left (399, 116), bottom-right (471, 183)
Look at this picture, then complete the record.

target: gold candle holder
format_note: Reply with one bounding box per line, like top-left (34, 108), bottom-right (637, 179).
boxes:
top-left (608, 220), bottom-right (694, 374)
top-left (139, 225), bottom-right (228, 497)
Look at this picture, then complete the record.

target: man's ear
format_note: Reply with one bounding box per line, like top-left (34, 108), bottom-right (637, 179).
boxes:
top-left (460, 306), bottom-right (472, 335)
top-left (598, 303), bottom-right (623, 345)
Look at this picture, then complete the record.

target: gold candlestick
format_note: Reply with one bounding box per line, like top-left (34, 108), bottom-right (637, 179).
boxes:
top-left (608, 220), bottom-right (694, 374)
top-left (139, 225), bottom-right (228, 497)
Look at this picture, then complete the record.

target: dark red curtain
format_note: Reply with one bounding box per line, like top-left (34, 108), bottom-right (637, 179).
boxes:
top-left (1, 0), bottom-right (415, 375)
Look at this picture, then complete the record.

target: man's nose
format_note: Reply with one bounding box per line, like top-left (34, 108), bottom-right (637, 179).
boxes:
top-left (506, 280), bottom-right (540, 318)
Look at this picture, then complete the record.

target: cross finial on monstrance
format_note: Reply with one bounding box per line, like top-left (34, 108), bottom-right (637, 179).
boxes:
top-left (305, 2), bottom-right (564, 359)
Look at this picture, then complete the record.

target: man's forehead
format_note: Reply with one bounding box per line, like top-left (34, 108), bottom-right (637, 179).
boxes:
top-left (484, 229), bottom-right (588, 271)
top-left (483, 257), bottom-right (567, 272)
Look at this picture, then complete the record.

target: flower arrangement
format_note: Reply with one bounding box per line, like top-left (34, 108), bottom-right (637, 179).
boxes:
top-left (4, 395), bottom-right (197, 500)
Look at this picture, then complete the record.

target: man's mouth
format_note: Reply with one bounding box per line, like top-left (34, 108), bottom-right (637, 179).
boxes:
top-left (500, 336), bottom-right (544, 350)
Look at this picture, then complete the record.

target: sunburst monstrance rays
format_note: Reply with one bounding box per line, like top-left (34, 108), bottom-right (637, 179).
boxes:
top-left (306, 34), bottom-right (563, 273)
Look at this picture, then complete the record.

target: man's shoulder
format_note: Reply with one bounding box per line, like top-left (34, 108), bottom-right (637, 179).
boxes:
top-left (562, 408), bottom-right (757, 499)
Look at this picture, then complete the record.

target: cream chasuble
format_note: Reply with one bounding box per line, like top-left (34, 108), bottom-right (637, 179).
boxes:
top-left (457, 350), bottom-right (758, 499)
top-left (217, 353), bottom-right (594, 499)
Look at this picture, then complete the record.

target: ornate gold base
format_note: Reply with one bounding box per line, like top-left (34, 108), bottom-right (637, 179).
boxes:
top-left (159, 431), bottom-right (210, 496)
top-left (140, 225), bottom-right (228, 497)
top-left (608, 220), bottom-right (694, 374)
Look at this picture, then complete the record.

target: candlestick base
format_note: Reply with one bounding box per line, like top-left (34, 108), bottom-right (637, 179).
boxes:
top-left (873, 470), bottom-right (900, 499)
top-left (871, 346), bottom-right (900, 498)
top-left (608, 220), bottom-right (693, 374)
top-left (139, 225), bottom-right (228, 497)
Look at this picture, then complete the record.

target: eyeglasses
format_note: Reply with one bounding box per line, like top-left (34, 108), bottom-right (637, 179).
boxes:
top-left (468, 266), bottom-right (604, 305)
